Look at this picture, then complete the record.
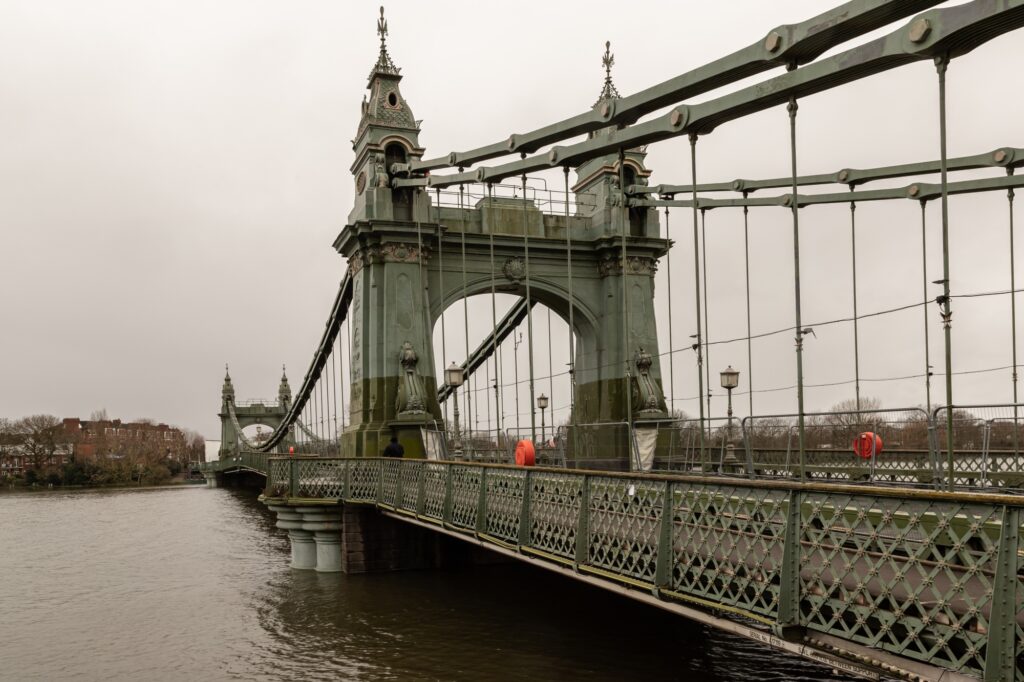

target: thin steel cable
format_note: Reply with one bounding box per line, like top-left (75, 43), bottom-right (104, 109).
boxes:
top-left (743, 195), bottom-right (754, 418)
top-left (487, 183), bottom-right (502, 433)
top-left (522, 161), bottom-right (536, 441)
top-left (920, 200), bottom-right (932, 412)
top-left (787, 92), bottom-right (807, 478)
top-left (459, 181), bottom-right (473, 443)
top-left (850, 189), bottom-right (861, 411)
top-left (936, 56), bottom-right (955, 491)
top-left (564, 167), bottom-right (576, 424)
top-left (665, 205), bottom-right (675, 416)
top-left (436, 188), bottom-right (448, 428)
top-left (701, 207), bottom-right (711, 421)
top-left (689, 134), bottom-right (706, 462)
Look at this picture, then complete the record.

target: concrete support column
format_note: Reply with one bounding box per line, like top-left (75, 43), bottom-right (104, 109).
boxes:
top-left (301, 508), bottom-right (344, 573)
top-left (269, 504), bottom-right (318, 570)
top-left (288, 530), bottom-right (317, 570)
top-left (204, 473), bottom-right (218, 488)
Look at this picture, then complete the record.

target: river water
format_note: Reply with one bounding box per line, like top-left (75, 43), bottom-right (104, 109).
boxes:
top-left (0, 486), bottom-right (850, 681)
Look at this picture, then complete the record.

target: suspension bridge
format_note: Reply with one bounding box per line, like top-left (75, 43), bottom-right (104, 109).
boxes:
top-left (203, 2), bottom-right (1024, 679)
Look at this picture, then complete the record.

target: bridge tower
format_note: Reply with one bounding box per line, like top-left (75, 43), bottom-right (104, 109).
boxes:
top-left (336, 13), bottom-right (669, 461)
top-left (218, 365), bottom-right (293, 459)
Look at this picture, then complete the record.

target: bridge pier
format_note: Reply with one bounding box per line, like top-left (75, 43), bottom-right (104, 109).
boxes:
top-left (204, 473), bottom-right (218, 488)
top-left (264, 500), bottom-right (503, 574)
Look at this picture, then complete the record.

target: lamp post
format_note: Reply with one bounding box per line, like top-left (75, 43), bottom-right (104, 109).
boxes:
top-left (720, 365), bottom-right (740, 441)
top-left (446, 362), bottom-right (465, 448)
top-left (537, 393), bottom-right (549, 444)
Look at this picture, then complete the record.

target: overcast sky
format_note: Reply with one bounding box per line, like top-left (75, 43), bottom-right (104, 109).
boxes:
top-left (1, 1), bottom-right (1021, 439)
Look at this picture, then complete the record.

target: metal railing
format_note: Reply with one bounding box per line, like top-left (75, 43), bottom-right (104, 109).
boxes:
top-left (431, 179), bottom-right (597, 218)
top-left (264, 456), bottom-right (1024, 681)
top-left (204, 404), bottom-right (1024, 493)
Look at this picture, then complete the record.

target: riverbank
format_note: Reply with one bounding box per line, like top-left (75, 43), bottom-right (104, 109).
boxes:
top-left (1, 478), bottom-right (207, 494)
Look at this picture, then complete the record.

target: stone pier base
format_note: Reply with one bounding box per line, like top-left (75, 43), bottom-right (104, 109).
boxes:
top-left (204, 473), bottom-right (219, 488)
top-left (263, 501), bottom-right (505, 574)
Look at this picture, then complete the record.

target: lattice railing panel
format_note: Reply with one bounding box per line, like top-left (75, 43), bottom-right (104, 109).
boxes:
top-left (297, 459), bottom-right (345, 499)
top-left (399, 461), bottom-right (422, 513)
top-left (347, 459), bottom-right (379, 502)
top-left (380, 458), bottom-right (401, 507)
top-left (671, 484), bottom-right (787, 618)
top-left (484, 469), bottom-right (525, 543)
top-left (528, 472), bottom-right (583, 561)
top-left (268, 459), bottom-right (290, 497)
top-left (587, 477), bottom-right (664, 583)
top-left (799, 493), bottom-right (1000, 677)
top-left (449, 465), bottom-right (481, 530)
top-left (422, 462), bottom-right (447, 521)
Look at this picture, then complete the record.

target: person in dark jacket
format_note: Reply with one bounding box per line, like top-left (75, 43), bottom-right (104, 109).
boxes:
top-left (383, 437), bottom-right (404, 458)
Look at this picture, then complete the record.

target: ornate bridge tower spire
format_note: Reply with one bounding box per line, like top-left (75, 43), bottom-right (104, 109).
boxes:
top-left (278, 365), bottom-right (291, 410)
top-left (349, 6), bottom-right (428, 224)
top-left (574, 41), bottom-right (655, 237)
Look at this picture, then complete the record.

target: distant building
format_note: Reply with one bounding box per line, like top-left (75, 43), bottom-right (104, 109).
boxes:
top-left (61, 418), bottom-right (188, 463)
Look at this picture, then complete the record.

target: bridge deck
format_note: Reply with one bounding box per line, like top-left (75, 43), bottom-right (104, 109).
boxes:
top-left (234, 455), bottom-right (1024, 682)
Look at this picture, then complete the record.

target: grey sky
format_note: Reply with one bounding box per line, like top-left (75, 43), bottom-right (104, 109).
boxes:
top-left (1, 1), bottom-right (1021, 439)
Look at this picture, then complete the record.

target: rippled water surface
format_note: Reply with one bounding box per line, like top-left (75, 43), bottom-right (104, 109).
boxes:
top-left (0, 486), bottom-right (850, 681)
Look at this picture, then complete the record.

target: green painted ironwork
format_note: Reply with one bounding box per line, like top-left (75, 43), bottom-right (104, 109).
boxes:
top-left (259, 457), bottom-right (1024, 680)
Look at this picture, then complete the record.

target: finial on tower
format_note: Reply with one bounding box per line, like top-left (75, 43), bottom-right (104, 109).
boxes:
top-left (370, 6), bottom-right (399, 80)
top-left (224, 363), bottom-right (230, 379)
top-left (377, 6), bottom-right (388, 47)
top-left (595, 40), bottom-right (621, 104)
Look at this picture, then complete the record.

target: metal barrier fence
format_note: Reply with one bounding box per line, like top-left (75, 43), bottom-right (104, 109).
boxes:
top-left (643, 417), bottom-right (747, 475)
top-left (203, 404), bottom-right (1024, 493)
top-left (264, 457), bottom-right (1024, 681)
top-left (742, 408), bottom-right (939, 486)
top-left (552, 422), bottom-right (639, 471)
top-left (934, 404), bottom-right (1024, 490)
top-left (451, 428), bottom-right (513, 464)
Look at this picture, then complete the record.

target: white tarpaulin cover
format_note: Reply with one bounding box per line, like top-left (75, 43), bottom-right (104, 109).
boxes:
top-left (422, 428), bottom-right (444, 461)
top-left (634, 426), bottom-right (657, 472)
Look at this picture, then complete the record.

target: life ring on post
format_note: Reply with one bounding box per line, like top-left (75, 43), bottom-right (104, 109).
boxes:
top-left (852, 432), bottom-right (883, 459)
top-left (515, 439), bottom-right (536, 467)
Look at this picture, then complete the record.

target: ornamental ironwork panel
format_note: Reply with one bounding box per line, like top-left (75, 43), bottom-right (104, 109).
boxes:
top-left (671, 484), bottom-right (788, 618)
top-left (798, 493), bottom-right (1001, 677)
top-left (449, 465), bottom-right (481, 530)
top-left (297, 459), bottom-right (345, 499)
top-left (347, 459), bottom-right (379, 502)
top-left (528, 472), bottom-right (583, 560)
top-left (268, 459), bottom-right (290, 497)
top-left (399, 461), bottom-right (422, 513)
top-left (422, 462), bottom-right (447, 521)
top-left (381, 458), bottom-right (401, 507)
top-left (484, 468), bottom-right (525, 543)
top-left (587, 477), bottom-right (665, 583)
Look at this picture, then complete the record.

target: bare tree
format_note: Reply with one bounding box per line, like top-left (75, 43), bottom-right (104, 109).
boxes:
top-left (14, 415), bottom-right (70, 472)
top-left (89, 408), bottom-right (109, 421)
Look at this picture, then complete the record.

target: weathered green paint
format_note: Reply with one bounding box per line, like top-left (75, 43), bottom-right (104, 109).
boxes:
top-left (258, 456), bottom-right (1024, 680)
top-left (218, 367), bottom-right (292, 459)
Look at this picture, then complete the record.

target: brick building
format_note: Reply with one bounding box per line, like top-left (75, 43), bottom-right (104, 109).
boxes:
top-left (62, 418), bottom-right (189, 462)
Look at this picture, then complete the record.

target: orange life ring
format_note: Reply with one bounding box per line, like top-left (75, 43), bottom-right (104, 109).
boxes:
top-left (515, 439), bottom-right (536, 467)
top-left (852, 432), bottom-right (883, 459)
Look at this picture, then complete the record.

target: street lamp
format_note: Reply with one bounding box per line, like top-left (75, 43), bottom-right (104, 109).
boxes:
top-left (537, 393), bottom-right (549, 444)
top-left (720, 366), bottom-right (740, 440)
top-left (446, 362), bottom-right (465, 447)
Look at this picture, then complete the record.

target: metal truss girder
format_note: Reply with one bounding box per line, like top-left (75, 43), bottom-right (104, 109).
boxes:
top-left (639, 146), bottom-right (1024, 195)
top-left (630, 173), bottom-right (1024, 210)
top-left (405, 0), bottom-right (943, 173)
top-left (420, 0), bottom-right (1024, 188)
